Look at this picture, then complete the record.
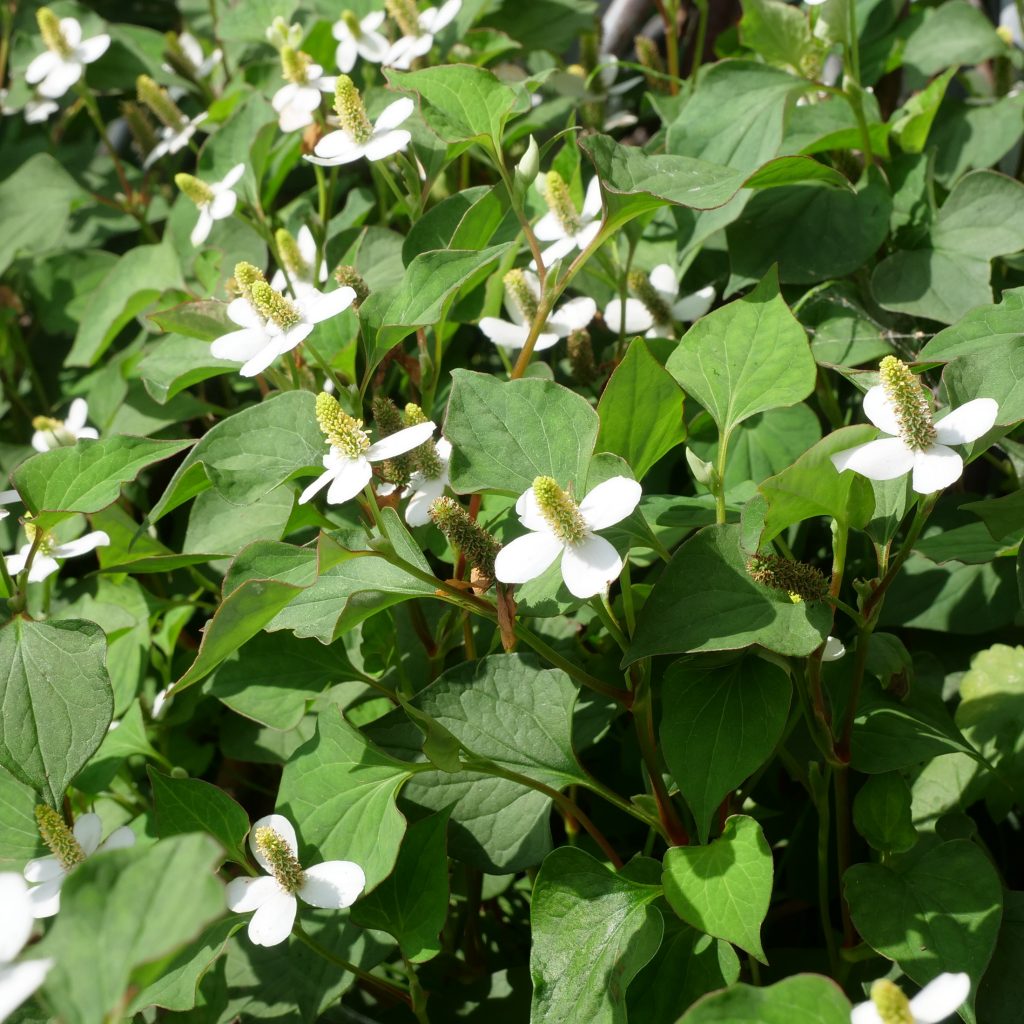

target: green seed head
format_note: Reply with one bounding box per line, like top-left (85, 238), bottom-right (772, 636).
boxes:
top-left (334, 265), bottom-right (369, 306)
top-left (404, 403), bottom-right (442, 479)
top-left (340, 10), bottom-right (363, 36)
top-left (37, 8), bottom-right (71, 57)
top-left (249, 281), bottom-right (302, 329)
top-left (275, 228), bottom-right (309, 282)
top-left (747, 554), bottom-right (828, 603)
top-left (567, 328), bottom-right (597, 385)
top-left (280, 45), bottom-right (313, 84)
top-left (253, 825), bottom-right (306, 894)
top-left (869, 980), bottom-right (914, 1024)
top-left (543, 172), bottom-right (581, 235)
top-left (878, 356), bottom-right (936, 451)
top-left (175, 173), bottom-right (214, 207)
top-left (532, 476), bottom-right (586, 545)
top-left (35, 805), bottom-right (85, 871)
top-left (385, 0), bottom-right (421, 37)
top-left (316, 391), bottom-right (371, 458)
top-left (627, 270), bottom-right (673, 328)
top-left (333, 75), bottom-right (373, 144)
top-left (136, 74), bottom-right (186, 129)
top-left (120, 100), bottom-right (157, 158)
top-left (233, 261), bottom-right (268, 304)
top-left (429, 497), bottom-right (502, 578)
top-left (503, 269), bottom-right (539, 324)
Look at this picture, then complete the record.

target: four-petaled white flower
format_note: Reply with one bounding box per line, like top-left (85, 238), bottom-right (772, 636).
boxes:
top-left (185, 163), bottom-right (245, 246)
top-left (851, 972), bottom-right (970, 1024)
top-left (480, 270), bottom-right (596, 351)
top-left (5, 525), bottom-right (110, 584)
top-left (405, 437), bottom-right (452, 527)
top-left (385, 0), bottom-right (461, 69)
top-left (333, 11), bottom-right (390, 72)
top-left (273, 62), bottom-right (336, 134)
top-left (144, 111), bottom-right (209, 169)
top-left (0, 873), bottom-right (53, 1023)
top-left (533, 176), bottom-right (603, 269)
top-left (270, 225), bottom-right (329, 298)
top-left (306, 97), bottom-right (414, 166)
top-left (24, 812), bottom-right (135, 918)
top-left (495, 476), bottom-right (642, 599)
top-left (31, 398), bottom-right (98, 452)
top-left (27, 15), bottom-right (109, 100)
top-left (604, 265), bottom-right (715, 337)
top-left (164, 32), bottom-right (222, 80)
top-left (226, 814), bottom-right (366, 948)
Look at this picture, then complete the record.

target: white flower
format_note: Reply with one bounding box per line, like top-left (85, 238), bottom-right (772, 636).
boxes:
top-left (822, 636), bottom-right (845, 661)
top-left (831, 387), bottom-right (998, 494)
top-left (272, 62), bottom-right (336, 133)
top-left (31, 398), bottom-right (98, 452)
top-left (5, 525), bottom-right (110, 584)
top-left (24, 812), bottom-right (135, 918)
top-left (480, 270), bottom-right (596, 351)
top-left (210, 285), bottom-right (355, 378)
top-left (851, 972), bottom-right (970, 1024)
top-left (164, 32), bottom-right (222, 79)
top-left (151, 685), bottom-right (173, 720)
top-left (26, 16), bottom-right (110, 100)
top-left (404, 437), bottom-right (451, 527)
top-left (384, 0), bottom-right (461, 69)
top-left (0, 489), bottom-right (20, 523)
top-left (306, 97), bottom-right (414, 166)
top-left (495, 476), bottom-right (642, 599)
top-left (226, 814), bottom-right (365, 948)
top-left (270, 225), bottom-right (328, 298)
top-left (604, 265), bottom-right (715, 337)
top-left (143, 111), bottom-right (209, 169)
top-left (0, 873), bottom-right (53, 1023)
top-left (532, 176), bottom-right (603, 269)
top-left (186, 163), bottom-right (244, 246)
top-left (1, 89), bottom-right (58, 123)
top-left (332, 11), bottom-right (390, 72)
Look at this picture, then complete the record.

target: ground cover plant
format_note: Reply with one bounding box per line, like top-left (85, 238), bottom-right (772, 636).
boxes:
top-left (1, 0), bottom-right (1023, 1020)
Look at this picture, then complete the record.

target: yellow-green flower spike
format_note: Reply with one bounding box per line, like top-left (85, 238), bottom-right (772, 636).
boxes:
top-left (868, 980), bottom-right (914, 1024)
top-left (334, 265), bottom-right (369, 306)
top-left (316, 391), bottom-right (371, 458)
top-left (249, 281), bottom-right (301, 329)
top-left (634, 35), bottom-right (669, 93)
top-left (35, 805), bottom-right (85, 871)
top-left (340, 10), bottom-right (363, 36)
top-left (878, 355), bottom-right (936, 451)
top-left (275, 228), bottom-right (309, 281)
top-left (429, 497), bottom-right (502, 578)
top-left (164, 31), bottom-right (197, 78)
top-left (120, 100), bottom-right (157, 158)
top-left (404, 403), bottom-right (442, 479)
top-left (567, 328), bottom-right (597, 385)
top-left (747, 554), bottom-right (828, 603)
top-left (280, 46), bottom-right (313, 84)
top-left (544, 172), bottom-right (581, 235)
top-left (136, 74), bottom-right (186, 129)
top-left (253, 825), bottom-right (306, 894)
top-left (532, 476), bottom-right (586, 545)
top-left (37, 8), bottom-right (71, 57)
top-left (627, 270), bottom-right (673, 327)
top-left (175, 173), bottom-right (214, 207)
top-left (233, 261), bottom-right (267, 303)
top-left (333, 75), bottom-right (373, 144)
top-left (503, 269), bottom-right (539, 324)
top-left (385, 0), bottom-right (421, 37)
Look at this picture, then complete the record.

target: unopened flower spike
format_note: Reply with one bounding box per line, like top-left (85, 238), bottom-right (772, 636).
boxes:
top-left (334, 265), bottom-right (369, 306)
top-left (605, 264), bottom-right (715, 338)
top-left (850, 972), bottom-right (969, 1024)
top-left (567, 329), bottom-right (597, 385)
top-left (176, 164), bottom-right (244, 246)
top-left (306, 77), bottom-right (413, 166)
top-left (0, 873), bottom-right (54, 1020)
top-left (384, 0), bottom-right (462, 70)
top-left (298, 392), bottom-right (436, 507)
top-left (27, 8), bottom-right (110, 100)
top-left (23, 806), bottom-right (134, 918)
top-left (271, 226), bottom-right (328, 298)
top-left (266, 17), bottom-right (303, 52)
top-left (830, 356), bottom-right (999, 495)
top-left (429, 497), bottom-right (502, 580)
top-left (5, 516), bottom-right (110, 584)
top-left (480, 268), bottom-right (596, 352)
top-left (226, 814), bottom-right (365, 948)
top-left (137, 74), bottom-right (208, 168)
top-left (31, 397), bottom-right (97, 452)
top-left (273, 46), bottom-right (336, 134)
top-left (333, 10), bottom-right (390, 73)
top-left (747, 554), bottom-right (829, 603)
top-left (495, 475), bottom-right (642, 599)
top-left (532, 173), bottom-right (603, 269)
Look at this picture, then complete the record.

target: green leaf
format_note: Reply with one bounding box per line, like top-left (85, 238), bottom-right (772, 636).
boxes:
top-left (530, 847), bottom-right (664, 1024)
top-left (890, 67), bottom-right (957, 154)
top-left (596, 340), bottom-right (687, 480)
top-left (740, 0), bottom-right (827, 73)
top-left (150, 768), bottom-right (252, 866)
top-left (627, 524), bottom-right (830, 662)
top-left (0, 765), bottom-right (41, 867)
top-left (662, 815), bottom-right (773, 962)
top-left (277, 706), bottom-right (415, 890)
top-left (148, 299), bottom-right (231, 341)
top-left (845, 839), bottom-right (1003, 1023)
top-left (445, 370), bottom-right (599, 495)
top-left (351, 809), bottom-right (450, 963)
top-left (666, 270), bottom-right (816, 439)
top-left (977, 891), bottom-right (1024, 1024)
top-left (943, 337), bottom-right (1024, 428)
top-left (75, 700), bottom-right (161, 793)
top-left (136, 334), bottom-right (238, 403)
top-left (39, 834), bottom-right (226, 1024)
top-left (660, 657), bottom-right (792, 843)
top-left (13, 435), bottom-right (193, 531)
top-left (0, 618), bottom-right (113, 807)
top-left (903, 0), bottom-right (1006, 77)
top-left (386, 64), bottom-right (517, 146)
top-left (853, 773), bottom-right (918, 855)
top-left (919, 285), bottom-right (1024, 362)
top-left (679, 974), bottom-right (851, 1024)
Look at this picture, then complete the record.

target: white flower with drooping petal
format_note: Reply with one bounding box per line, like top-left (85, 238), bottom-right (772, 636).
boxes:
top-left (270, 226), bottom-right (329, 299)
top-left (480, 269), bottom-right (596, 351)
top-left (495, 476), bottom-right (642, 599)
top-left (272, 61), bottom-right (336, 134)
top-left (24, 812), bottom-right (135, 918)
top-left (164, 32), bottom-right (222, 80)
top-left (5, 521), bottom-right (110, 584)
top-left (306, 96), bottom-right (414, 167)
top-left (226, 814), bottom-right (366, 948)
top-left (143, 111), bottom-right (209, 169)
top-left (822, 636), bottom-right (845, 661)
top-left (31, 398), bottom-right (98, 452)
top-left (404, 437), bottom-right (452, 527)
top-left (851, 972), bottom-right (970, 1024)
top-left (384, 0), bottom-right (461, 69)
top-left (604, 265), bottom-right (715, 337)
top-left (26, 14), bottom-right (110, 100)
top-left (333, 10), bottom-right (390, 72)
top-left (532, 176), bottom-right (603, 269)
top-left (185, 163), bottom-right (245, 246)
top-left (0, 873), bottom-right (53, 1023)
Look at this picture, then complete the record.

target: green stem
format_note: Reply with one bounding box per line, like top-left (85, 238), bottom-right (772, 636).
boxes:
top-left (689, 0), bottom-right (709, 89)
top-left (833, 766), bottom-right (856, 947)
top-left (590, 595), bottom-right (628, 653)
top-left (714, 428), bottom-right (731, 524)
top-left (303, 335), bottom-right (344, 394)
top-left (815, 765), bottom-right (842, 977)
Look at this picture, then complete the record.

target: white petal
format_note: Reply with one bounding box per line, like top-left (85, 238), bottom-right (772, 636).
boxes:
top-left (366, 422), bottom-right (436, 461)
top-left (830, 438), bottom-right (915, 482)
top-left (933, 398), bottom-right (999, 445)
top-left (547, 296), bottom-right (596, 336)
top-left (561, 533), bottom-right (623, 599)
top-left (358, 32), bottom-right (391, 62)
top-left (579, 476), bottom-right (642, 531)
top-left (27, 556), bottom-right (60, 584)
top-left (364, 129), bottom-right (411, 161)
top-left (334, 34), bottom-right (357, 70)
top-left (22, 858), bottom-right (62, 885)
top-left (574, 220), bottom-right (602, 250)
top-left (249, 814), bottom-right (299, 874)
top-left (0, 874), bottom-right (32, 961)
top-left (909, 972), bottom-right (971, 1023)
top-left (648, 263), bottom-right (678, 301)
top-left (911, 445), bottom-right (963, 494)
top-left (24, 99), bottom-right (58, 123)
top-left (298, 467), bottom-right (336, 505)
top-left (247, 890), bottom-right (297, 947)
top-left (75, 427), bottom-right (98, 441)
top-left (363, 10), bottom-right (387, 31)
top-left (278, 104), bottom-right (315, 133)
top-left (604, 298), bottom-right (653, 334)
top-left (0, 490), bottom-right (19, 507)
top-left (297, 225), bottom-right (317, 264)
top-left (96, 826), bottom-right (135, 853)
top-left (227, 297), bottom-right (262, 328)
top-left (375, 97), bottom-right (415, 132)
top-left (405, 476), bottom-right (446, 527)
top-left (862, 386), bottom-right (901, 436)
top-left (301, 287), bottom-right (355, 324)
top-left (76, 34), bottom-right (110, 63)
top-left (672, 285), bottom-right (716, 322)
top-left (239, 340), bottom-right (285, 377)
top-left (72, 813), bottom-right (103, 856)
top-left (850, 1001), bottom-right (883, 1024)
top-left (38, 59), bottom-right (83, 98)
top-left (325, 458), bottom-right (374, 504)
top-left (65, 397), bottom-right (88, 431)
top-left (210, 328), bottom-right (267, 363)
top-left (272, 83), bottom-right (300, 112)
top-left (209, 189), bottom-right (238, 220)
top-left (311, 129), bottom-right (360, 161)
top-left (59, 18), bottom-right (82, 47)
top-left (494, 531), bottom-right (563, 585)
top-left (532, 332), bottom-right (561, 352)
top-left (4, 549), bottom-right (29, 577)
top-left (226, 874), bottom-right (279, 913)
top-left (532, 211), bottom-right (567, 242)
top-left (27, 877), bottom-right (63, 918)
top-left (50, 531), bottom-right (110, 560)
top-left (822, 636), bottom-right (846, 661)
top-left (422, 0), bottom-right (461, 32)
top-left (0, 959), bottom-right (54, 1021)
top-left (191, 210), bottom-right (213, 247)
top-left (298, 861), bottom-right (366, 909)
top-left (516, 487), bottom-right (548, 532)
top-left (25, 51), bottom-right (58, 85)
top-left (480, 317), bottom-right (531, 349)
top-left (581, 176), bottom-right (603, 218)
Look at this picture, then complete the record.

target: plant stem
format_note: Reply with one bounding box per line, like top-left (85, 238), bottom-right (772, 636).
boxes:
top-left (653, 0), bottom-right (680, 93)
top-left (304, 335), bottom-right (345, 394)
top-left (833, 766), bottom-right (856, 947)
top-left (590, 595), bottom-right (628, 653)
top-left (714, 428), bottom-right (731, 524)
top-left (815, 765), bottom-right (842, 977)
top-left (689, 0), bottom-right (709, 89)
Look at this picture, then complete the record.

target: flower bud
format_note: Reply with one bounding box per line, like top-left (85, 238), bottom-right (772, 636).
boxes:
top-left (515, 135), bottom-right (540, 191)
top-left (266, 16), bottom-right (303, 51)
top-left (685, 447), bottom-right (718, 489)
top-left (136, 74), bottom-right (186, 129)
top-left (334, 265), bottom-right (369, 306)
top-left (233, 261), bottom-right (267, 303)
